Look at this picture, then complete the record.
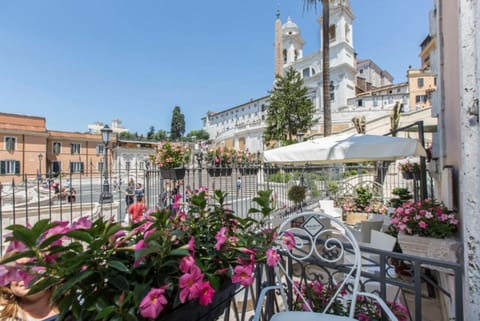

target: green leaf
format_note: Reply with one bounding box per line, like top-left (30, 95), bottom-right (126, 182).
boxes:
top-left (95, 305), bottom-right (116, 320)
top-left (9, 226), bottom-right (37, 247)
top-left (0, 250), bottom-right (36, 264)
top-left (52, 270), bottom-right (95, 302)
top-left (30, 219), bottom-right (53, 238)
top-left (38, 233), bottom-right (64, 249)
top-left (109, 274), bottom-right (130, 291)
top-left (169, 247), bottom-right (190, 257)
top-left (27, 277), bottom-right (59, 296)
top-left (108, 260), bottom-right (130, 272)
top-left (66, 229), bottom-right (94, 243)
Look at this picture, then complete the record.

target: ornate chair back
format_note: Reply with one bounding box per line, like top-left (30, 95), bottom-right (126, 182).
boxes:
top-left (252, 210), bottom-right (398, 321)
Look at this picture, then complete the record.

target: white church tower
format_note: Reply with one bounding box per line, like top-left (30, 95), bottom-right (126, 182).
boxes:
top-left (320, 0), bottom-right (356, 111)
top-left (274, 0), bottom-right (356, 116)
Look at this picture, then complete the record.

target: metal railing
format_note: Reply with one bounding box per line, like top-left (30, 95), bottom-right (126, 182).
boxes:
top-left (0, 163), bottom-right (462, 320)
top-left (228, 245), bottom-right (462, 321)
top-left (0, 163), bottom-right (431, 252)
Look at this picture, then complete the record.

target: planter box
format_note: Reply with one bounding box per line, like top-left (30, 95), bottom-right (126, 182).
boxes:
top-left (397, 232), bottom-right (461, 271)
top-left (207, 167), bottom-right (233, 177)
top-left (401, 171), bottom-right (414, 180)
top-left (239, 167), bottom-right (259, 176)
top-left (401, 171), bottom-right (421, 180)
top-left (160, 167), bottom-right (186, 180)
top-left (158, 281), bottom-right (238, 321)
top-left (344, 212), bottom-right (369, 226)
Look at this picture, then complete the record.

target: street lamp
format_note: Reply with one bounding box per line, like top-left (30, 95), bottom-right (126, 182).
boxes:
top-left (100, 125), bottom-right (113, 204)
top-left (194, 148), bottom-right (204, 187)
top-left (37, 153), bottom-right (43, 181)
top-left (297, 131), bottom-right (304, 143)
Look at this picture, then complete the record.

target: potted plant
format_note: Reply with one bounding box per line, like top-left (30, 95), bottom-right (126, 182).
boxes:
top-left (341, 187), bottom-right (374, 225)
top-left (236, 150), bottom-right (261, 175)
top-left (151, 141), bottom-right (191, 180)
top-left (288, 185), bottom-right (306, 210)
top-left (292, 280), bottom-right (408, 320)
top-left (206, 147), bottom-right (235, 176)
top-left (391, 199), bottom-right (460, 267)
top-left (397, 160), bottom-right (421, 180)
top-left (388, 187), bottom-right (412, 209)
top-left (0, 190), bottom-right (278, 321)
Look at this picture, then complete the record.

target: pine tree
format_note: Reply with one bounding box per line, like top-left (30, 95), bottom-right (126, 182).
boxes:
top-left (264, 68), bottom-right (315, 144)
top-left (170, 106), bottom-right (186, 141)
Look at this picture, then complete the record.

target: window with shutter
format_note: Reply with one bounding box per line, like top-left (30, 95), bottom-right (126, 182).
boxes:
top-left (70, 161), bottom-right (84, 173)
top-left (0, 160), bottom-right (20, 175)
top-left (4, 137), bottom-right (16, 152)
top-left (53, 142), bottom-right (61, 155)
top-left (71, 143), bottom-right (81, 154)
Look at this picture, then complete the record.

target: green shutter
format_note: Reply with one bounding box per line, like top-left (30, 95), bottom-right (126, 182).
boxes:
top-left (0, 161), bottom-right (5, 175)
top-left (15, 160), bottom-right (20, 175)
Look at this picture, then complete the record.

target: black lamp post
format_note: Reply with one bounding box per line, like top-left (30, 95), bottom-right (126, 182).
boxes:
top-left (297, 131), bottom-right (304, 143)
top-left (194, 148), bottom-right (204, 187)
top-left (37, 153), bottom-right (43, 181)
top-left (100, 125), bottom-right (113, 204)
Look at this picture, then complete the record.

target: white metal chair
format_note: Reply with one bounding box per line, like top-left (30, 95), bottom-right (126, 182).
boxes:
top-left (252, 211), bottom-right (398, 321)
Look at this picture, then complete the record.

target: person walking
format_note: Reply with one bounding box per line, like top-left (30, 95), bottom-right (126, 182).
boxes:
top-left (128, 195), bottom-right (146, 223)
top-left (236, 177), bottom-right (242, 195)
top-left (125, 183), bottom-right (135, 213)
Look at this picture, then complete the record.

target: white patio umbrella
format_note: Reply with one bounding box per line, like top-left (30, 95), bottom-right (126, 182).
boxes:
top-left (263, 133), bottom-right (426, 165)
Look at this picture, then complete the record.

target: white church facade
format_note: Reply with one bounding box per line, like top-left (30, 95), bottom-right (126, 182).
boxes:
top-left (203, 0), bottom-right (394, 152)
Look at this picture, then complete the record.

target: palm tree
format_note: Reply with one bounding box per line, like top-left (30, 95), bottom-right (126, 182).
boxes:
top-left (304, 0), bottom-right (331, 137)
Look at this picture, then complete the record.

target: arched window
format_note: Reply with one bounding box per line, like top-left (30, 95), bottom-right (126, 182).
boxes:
top-left (329, 24), bottom-right (336, 42)
top-left (302, 68), bottom-right (310, 78)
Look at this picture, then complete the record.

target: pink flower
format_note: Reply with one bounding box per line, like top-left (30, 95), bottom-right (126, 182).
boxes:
top-left (179, 265), bottom-right (204, 303)
top-left (179, 255), bottom-right (196, 273)
top-left (231, 265), bottom-right (254, 286)
top-left (283, 231), bottom-right (296, 250)
top-left (70, 216), bottom-right (92, 230)
top-left (418, 221), bottom-right (427, 229)
top-left (139, 286), bottom-right (169, 319)
top-left (133, 240), bottom-right (149, 267)
top-left (198, 281), bottom-right (215, 306)
top-left (266, 248), bottom-right (280, 267)
top-left (6, 239), bottom-right (27, 253)
top-left (187, 236), bottom-right (195, 253)
top-left (214, 227), bottom-right (227, 250)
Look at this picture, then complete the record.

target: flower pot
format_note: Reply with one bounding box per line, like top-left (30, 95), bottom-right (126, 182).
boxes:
top-left (397, 232), bottom-right (461, 272)
top-left (207, 167), bottom-right (233, 177)
top-left (157, 281), bottom-right (238, 321)
top-left (401, 171), bottom-right (414, 180)
top-left (160, 167), bottom-right (186, 180)
top-left (344, 212), bottom-right (369, 226)
top-left (239, 167), bottom-right (259, 176)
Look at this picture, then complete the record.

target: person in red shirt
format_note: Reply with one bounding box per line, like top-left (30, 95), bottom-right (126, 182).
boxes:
top-left (128, 195), bottom-right (146, 223)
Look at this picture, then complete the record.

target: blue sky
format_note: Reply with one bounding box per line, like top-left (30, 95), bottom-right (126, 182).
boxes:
top-left (0, 0), bottom-right (433, 135)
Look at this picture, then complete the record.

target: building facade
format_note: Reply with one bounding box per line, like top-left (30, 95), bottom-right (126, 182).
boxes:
top-left (426, 0), bottom-right (480, 318)
top-left (347, 82), bottom-right (409, 111)
top-left (407, 68), bottom-right (436, 109)
top-left (356, 59), bottom-right (394, 93)
top-left (0, 112), bottom-right (108, 184)
top-left (203, 0), bottom-right (400, 150)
